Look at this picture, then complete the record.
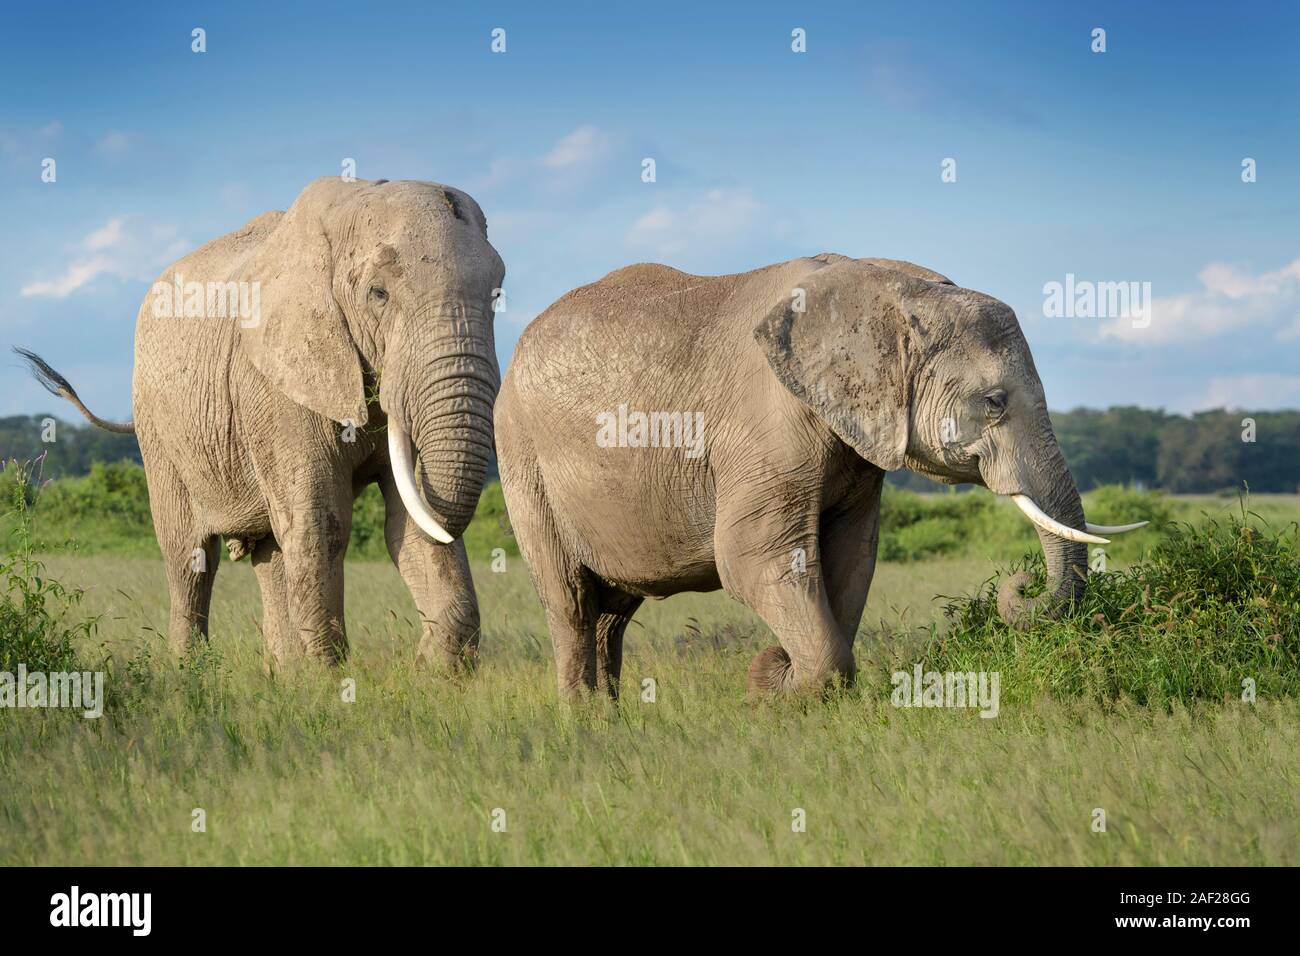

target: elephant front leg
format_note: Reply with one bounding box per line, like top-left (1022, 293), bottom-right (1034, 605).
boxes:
top-left (819, 469), bottom-right (885, 647)
top-left (717, 507), bottom-right (855, 697)
top-left (379, 477), bottom-right (480, 673)
top-left (276, 493), bottom-right (352, 664)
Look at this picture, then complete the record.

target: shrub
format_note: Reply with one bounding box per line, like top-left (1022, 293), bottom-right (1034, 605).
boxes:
top-left (349, 484), bottom-right (388, 559)
top-left (465, 480), bottom-right (520, 559)
top-left (918, 500), bottom-right (1300, 706)
top-left (0, 459), bottom-right (96, 673)
top-left (880, 517), bottom-right (961, 562)
top-left (38, 460), bottom-right (153, 527)
top-left (880, 485), bottom-right (1028, 562)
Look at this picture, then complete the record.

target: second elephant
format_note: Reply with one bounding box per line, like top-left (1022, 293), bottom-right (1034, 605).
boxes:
top-left (495, 254), bottom-right (1145, 700)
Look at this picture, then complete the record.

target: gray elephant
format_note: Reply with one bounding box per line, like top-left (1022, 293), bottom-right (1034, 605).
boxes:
top-left (18, 176), bottom-right (504, 668)
top-left (495, 254), bottom-right (1144, 700)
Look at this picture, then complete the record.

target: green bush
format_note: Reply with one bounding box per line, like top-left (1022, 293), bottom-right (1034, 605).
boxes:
top-left (880, 485), bottom-right (1025, 562)
top-left (918, 500), bottom-right (1300, 706)
top-left (0, 460), bottom-right (95, 673)
top-left (465, 479), bottom-right (520, 559)
top-left (348, 484), bottom-right (389, 559)
top-left (1, 457), bottom-right (519, 563)
top-left (38, 460), bottom-right (153, 527)
top-left (880, 517), bottom-right (961, 562)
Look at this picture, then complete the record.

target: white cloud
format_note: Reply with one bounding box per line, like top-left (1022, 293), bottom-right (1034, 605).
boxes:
top-left (1100, 257), bottom-right (1300, 344)
top-left (21, 217), bottom-right (189, 299)
top-left (1199, 259), bottom-right (1300, 299)
top-left (470, 126), bottom-right (620, 194)
top-left (83, 218), bottom-right (125, 251)
top-left (20, 256), bottom-right (113, 299)
top-left (1196, 373), bottom-right (1300, 411)
top-left (626, 188), bottom-right (763, 259)
top-left (542, 126), bottom-right (615, 172)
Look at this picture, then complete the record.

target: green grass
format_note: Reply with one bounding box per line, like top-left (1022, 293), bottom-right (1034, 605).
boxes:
top-left (2, 470), bottom-right (1299, 865)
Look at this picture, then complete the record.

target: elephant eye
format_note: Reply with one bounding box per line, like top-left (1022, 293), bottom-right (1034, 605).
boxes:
top-left (369, 286), bottom-right (388, 305)
top-left (984, 389), bottom-right (1008, 420)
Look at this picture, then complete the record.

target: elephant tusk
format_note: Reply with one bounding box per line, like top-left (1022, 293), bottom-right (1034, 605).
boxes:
top-left (388, 421), bottom-right (455, 544)
top-left (1085, 520), bottom-right (1150, 534)
top-left (1011, 494), bottom-right (1110, 545)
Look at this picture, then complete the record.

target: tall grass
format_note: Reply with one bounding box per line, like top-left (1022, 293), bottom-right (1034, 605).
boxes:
top-left (2, 468), bottom-right (1298, 864)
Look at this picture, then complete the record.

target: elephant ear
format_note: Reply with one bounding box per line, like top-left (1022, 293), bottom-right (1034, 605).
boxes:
top-left (754, 260), bottom-right (933, 472)
top-left (238, 199), bottom-right (368, 427)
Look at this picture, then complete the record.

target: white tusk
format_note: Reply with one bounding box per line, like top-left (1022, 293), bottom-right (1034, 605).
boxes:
top-left (1085, 520), bottom-right (1149, 535)
top-left (1011, 494), bottom-right (1110, 545)
top-left (388, 420), bottom-right (455, 544)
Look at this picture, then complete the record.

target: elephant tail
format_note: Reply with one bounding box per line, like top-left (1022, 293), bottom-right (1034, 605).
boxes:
top-left (13, 347), bottom-right (136, 435)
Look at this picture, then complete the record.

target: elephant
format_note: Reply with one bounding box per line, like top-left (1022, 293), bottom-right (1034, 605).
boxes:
top-left (17, 176), bottom-right (505, 669)
top-left (494, 254), bottom-right (1146, 700)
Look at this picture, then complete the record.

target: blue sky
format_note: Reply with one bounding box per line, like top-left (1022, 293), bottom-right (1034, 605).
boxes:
top-left (2, 0), bottom-right (1297, 419)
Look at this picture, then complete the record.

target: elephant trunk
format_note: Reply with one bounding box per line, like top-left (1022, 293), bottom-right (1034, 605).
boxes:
top-left (996, 447), bottom-right (1089, 629)
top-left (386, 303), bottom-right (499, 542)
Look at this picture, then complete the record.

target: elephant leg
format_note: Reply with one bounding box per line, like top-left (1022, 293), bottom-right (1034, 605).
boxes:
top-left (275, 484), bottom-right (353, 664)
top-left (595, 587), bottom-right (643, 700)
top-left (819, 469), bottom-right (885, 648)
top-left (145, 458), bottom-right (220, 653)
top-left (378, 476), bottom-right (480, 673)
top-left (251, 536), bottom-right (299, 667)
top-left (160, 534), bottom-right (221, 654)
top-left (716, 501), bottom-right (854, 697)
top-left (505, 476), bottom-right (599, 701)
top-left (546, 591), bottom-right (600, 702)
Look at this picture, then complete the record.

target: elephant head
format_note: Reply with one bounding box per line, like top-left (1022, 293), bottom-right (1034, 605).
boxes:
top-left (755, 257), bottom-right (1145, 628)
top-left (238, 177), bottom-right (505, 541)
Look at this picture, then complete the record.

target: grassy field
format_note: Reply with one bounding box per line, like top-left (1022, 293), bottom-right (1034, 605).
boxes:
top-left (1, 482), bottom-right (1298, 865)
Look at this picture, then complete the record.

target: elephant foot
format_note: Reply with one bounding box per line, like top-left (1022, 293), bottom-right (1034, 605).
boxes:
top-left (414, 602), bottom-right (480, 676)
top-left (746, 645), bottom-right (794, 696)
top-left (418, 634), bottom-right (479, 676)
top-left (746, 645), bottom-right (856, 698)
top-left (299, 623), bottom-right (349, 666)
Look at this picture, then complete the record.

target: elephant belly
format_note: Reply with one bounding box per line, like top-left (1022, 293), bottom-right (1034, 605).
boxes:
top-left (539, 457), bottom-right (720, 598)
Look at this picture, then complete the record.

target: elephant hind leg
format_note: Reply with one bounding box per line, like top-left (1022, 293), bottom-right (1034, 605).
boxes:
top-left (160, 532), bottom-right (221, 654)
top-left (501, 468), bottom-right (600, 702)
top-left (251, 536), bottom-right (298, 668)
top-left (145, 460), bottom-right (220, 653)
top-left (595, 588), bottom-right (643, 700)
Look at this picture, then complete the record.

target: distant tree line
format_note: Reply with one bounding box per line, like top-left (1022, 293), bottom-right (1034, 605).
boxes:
top-left (3, 407), bottom-right (1297, 493)
top-left (0, 414), bottom-right (142, 479)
